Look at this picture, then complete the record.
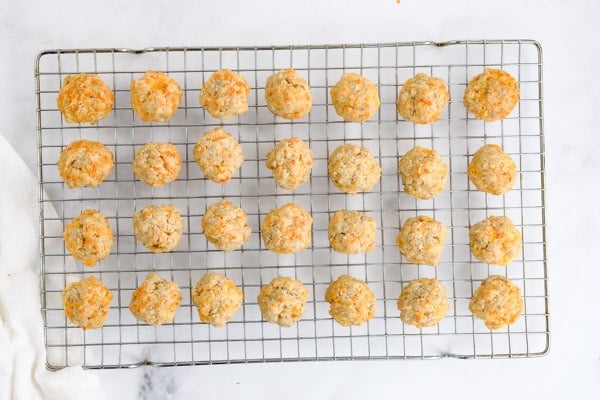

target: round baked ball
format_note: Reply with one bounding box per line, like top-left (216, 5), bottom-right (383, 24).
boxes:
top-left (199, 69), bottom-right (250, 119)
top-left (130, 71), bottom-right (182, 122)
top-left (202, 199), bottom-right (251, 251)
top-left (330, 73), bottom-right (380, 122)
top-left (463, 68), bottom-right (520, 122)
top-left (192, 272), bottom-right (244, 327)
top-left (468, 144), bottom-right (517, 195)
top-left (328, 144), bottom-right (381, 194)
top-left (63, 209), bottom-right (113, 267)
top-left (397, 73), bottom-right (449, 124)
top-left (261, 203), bottom-right (312, 254)
top-left (396, 216), bottom-right (447, 266)
top-left (62, 276), bottom-right (112, 330)
top-left (56, 73), bottom-right (114, 124)
top-left (133, 142), bottom-right (182, 187)
top-left (469, 275), bottom-right (524, 330)
top-left (265, 137), bottom-right (314, 190)
top-left (328, 210), bottom-right (377, 254)
top-left (194, 128), bottom-right (244, 184)
top-left (133, 204), bottom-right (183, 253)
top-left (129, 273), bottom-right (182, 326)
top-left (257, 276), bottom-right (308, 327)
top-left (398, 146), bottom-right (448, 199)
top-left (57, 140), bottom-right (114, 188)
top-left (397, 278), bottom-right (448, 328)
top-left (325, 275), bottom-right (376, 327)
top-left (469, 216), bottom-right (521, 265)
top-left (265, 68), bottom-right (312, 119)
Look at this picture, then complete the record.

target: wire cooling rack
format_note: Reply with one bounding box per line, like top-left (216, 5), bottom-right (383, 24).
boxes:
top-left (35, 40), bottom-right (548, 369)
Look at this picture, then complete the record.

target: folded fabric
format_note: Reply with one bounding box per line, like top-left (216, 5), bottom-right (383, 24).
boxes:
top-left (0, 133), bottom-right (104, 400)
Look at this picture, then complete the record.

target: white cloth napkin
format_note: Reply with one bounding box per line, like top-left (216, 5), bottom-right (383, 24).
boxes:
top-left (0, 133), bottom-right (104, 400)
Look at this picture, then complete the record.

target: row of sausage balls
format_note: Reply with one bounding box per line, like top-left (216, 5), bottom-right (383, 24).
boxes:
top-left (58, 134), bottom-right (517, 197)
top-left (65, 203), bottom-right (521, 269)
top-left (55, 67), bottom-right (519, 125)
top-left (62, 272), bottom-right (523, 333)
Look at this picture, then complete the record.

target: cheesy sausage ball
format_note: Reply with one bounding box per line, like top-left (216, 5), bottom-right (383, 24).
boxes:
top-left (202, 199), bottom-right (251, 251)
top-left (63, 209), bottom-right (113, 267)
top-left (199, 69), bottom-right (250, 119)
top-left (192, 272), bottom-right (244, 327)
top-left (469, 275), bottom-right (524, 330)
top-left (398, 146), bottom-right (448, 200)
top-left (129, 273), bottom-right (182, 326)
top-left (257, 276), bottom-right (308, 327)
top-left (331, 73), bottom-right (380, 122)
top-left (194, 128), bottom-right (244, 184)
top-left (57, 140), bottom-right (114, 188)
top-left (469, 216), bottom-right (522, 265)
top-left (468, 144), bottom-right (517, 195)
top-left (57, 73), bottom-right (114, 124)
top-left (397, 73), bottom-right (449, 124)
top-left (261, 203), bottom-right (312, 254)
top-left (325, 275), bottom-right (376, 327)
top-left (133, 204), bottom-right (184, 253)
top-left (130, 71), bottom-right (182, 122)
top-left (62, 276), bottom-right (112, 330)
top-left (265, 68), bottom-right (312, 119)
top-left (397, 278), bottom-right (449, 328)
top-left (396, 216), bottom-right (447, 266)
top-left (328, 210), bottom-right (377, 254)
top-left (133, 142), bottom-right (182, 187)
top-left (266, 137), bottom-right (314, 190)
top-left (328, 143), bottom-right (381, 194)
top-left (463, 68), bottom-right (520, 122)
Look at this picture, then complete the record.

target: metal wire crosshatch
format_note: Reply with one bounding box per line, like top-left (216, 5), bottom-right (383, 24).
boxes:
top-left (35, 40), bottom-right (548, 369)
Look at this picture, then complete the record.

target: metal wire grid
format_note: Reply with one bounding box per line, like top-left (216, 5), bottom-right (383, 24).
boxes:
top-left (35, 40), bottom-right (548, 369)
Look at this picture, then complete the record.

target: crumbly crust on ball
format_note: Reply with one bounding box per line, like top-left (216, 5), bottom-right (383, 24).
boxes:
top-left (468, 144), bottom-right (517, 195)
top-left (397, 73), bottom-right (449, 124)
top-left (328, 144), bottom-right (381, 194)
top-left (396, 216), bottom-right (447, 266)
top-left (63, 209), bottom-right (113, 267)
top-left (132, 204), bottom-right (183, 253)
top-left (331, 73), bottom-right (380, 122)
top-left (463, 68), bottom-right (520, 122)
top-left (57, 73), bottom-right (114, 124)
top-left (194, 128), bottom-right (244, 184)
top-left (469, 216), bottom-right (522, 265)
top-left (57, 140), bottom-right (114, 188)
top-left (130, 71), bottom-right (182, 122)
top-left (62, 276), bottom-right (112, 330)
top-left (469, 275), bottom-right (524, 330)
top-left (199, 69), bottom-right (250, 119)
top-left (261, 203), bottom-right (312, 254)
top-left (325, 275), bottom-right (376, 327)
top-left (202, 199), bottom-right (251, 251)
top-left (328, 210), bottom-right (377, 254)
top-left (133, 142), bottom-right (182, 187)
top-left (257, 276), bottom-right (308, 327)
top-left (265, 68), bottom-right (312, 119)
top-left (129, 273), bottom-right (182, 326)
top-left (397, 278), bottom-right (449, 328)
top-left (398, 146), bottom-right (448, 199)
top-left (192, 272), bottom-right (244, 327)
top-left (266, 137), bottom-right (314, 190)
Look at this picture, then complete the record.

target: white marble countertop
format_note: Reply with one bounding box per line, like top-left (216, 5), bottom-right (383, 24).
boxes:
top-left (2, 0), bottom-right (599, 398)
